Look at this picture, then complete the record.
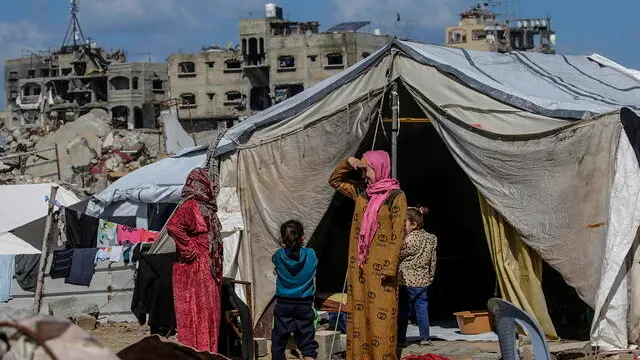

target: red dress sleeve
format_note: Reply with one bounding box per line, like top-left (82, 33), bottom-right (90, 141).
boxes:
top-left (167, 200), bottom-right (202, 262)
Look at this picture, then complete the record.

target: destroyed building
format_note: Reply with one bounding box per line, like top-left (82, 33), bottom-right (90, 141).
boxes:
top-left (168, 3), bottom-right (389, 130)
top-left (3, 0), bottom-right (169, 130)
top-left (445, 2), bottom-right (556, 54)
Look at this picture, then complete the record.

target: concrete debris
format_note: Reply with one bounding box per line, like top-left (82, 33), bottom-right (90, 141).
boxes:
top-left (48, 297), bottom-right (100, 320)
top-left (0, 108), bottom-right (166, 195)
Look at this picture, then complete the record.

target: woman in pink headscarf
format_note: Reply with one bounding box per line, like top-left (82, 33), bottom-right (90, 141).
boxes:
top-left (329, 151), bottom-right (408, 360)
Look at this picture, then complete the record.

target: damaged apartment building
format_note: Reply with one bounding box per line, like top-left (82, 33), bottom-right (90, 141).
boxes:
top-left (168, 3), bottom-right (389, 131)
top-left (445, 2), bottom-right (556, 54)
top-left (3, 0), bottom-right (169, 130)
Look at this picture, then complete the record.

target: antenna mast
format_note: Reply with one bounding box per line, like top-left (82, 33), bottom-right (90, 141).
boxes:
top-left (61, 0), bottom-right (86, 50)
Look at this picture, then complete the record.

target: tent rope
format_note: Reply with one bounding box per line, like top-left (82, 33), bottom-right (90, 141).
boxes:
top-left (371, 86), bottom-right (389, 151)
top-left (329, 269), bottom-right (349, 357)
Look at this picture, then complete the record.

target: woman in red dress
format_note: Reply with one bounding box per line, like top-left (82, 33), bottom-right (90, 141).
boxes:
top-left (167, 167), bottom-right (223, 353)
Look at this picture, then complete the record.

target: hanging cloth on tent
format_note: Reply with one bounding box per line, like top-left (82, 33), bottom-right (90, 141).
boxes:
top-left (97, 219), bottom-right (118, 247)
top-left (478, 193), bottom-right (558, 340)
top-left (0, 255), bottom-right (15, 302)
top-left (65, 248), bottom-right (99, 287)
top-left (65, 208), bottom-right (99, 248)
top-left (14, 254), bottom-right (40, 292)
top-left (50, 249), bottom-right (74, 279)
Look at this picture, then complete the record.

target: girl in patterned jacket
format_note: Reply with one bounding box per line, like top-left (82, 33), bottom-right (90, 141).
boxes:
top-left (397, 206), bottom-right (438, 347)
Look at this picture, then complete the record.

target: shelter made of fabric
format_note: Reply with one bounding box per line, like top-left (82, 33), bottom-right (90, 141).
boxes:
top-left (211, 40), bottom-right (640, 350)
top-left (0, 183), bottom-right (81, 255)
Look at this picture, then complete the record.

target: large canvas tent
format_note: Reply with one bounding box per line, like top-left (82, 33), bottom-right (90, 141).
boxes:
top-left (152, 39), bottom-right (640, 349)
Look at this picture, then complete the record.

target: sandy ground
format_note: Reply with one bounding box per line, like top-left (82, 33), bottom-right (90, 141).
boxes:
top-left (90, 322), bottom-right (625, 360)
top-left (90, 322), bottom-right (151, 354)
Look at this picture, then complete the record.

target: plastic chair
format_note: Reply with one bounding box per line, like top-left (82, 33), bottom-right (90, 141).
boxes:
top-left (487, 298), bottom-right (552, 360)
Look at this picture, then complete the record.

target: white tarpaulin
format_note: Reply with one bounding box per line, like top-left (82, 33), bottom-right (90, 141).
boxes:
top-left (160, 108), bottom-right (196, 154)
top-left (86, 145), bottom-right (207, 218)
top-left (213, 40), bottom-right (640, 349)
top-left (0, 184), bottom-right (80, 255)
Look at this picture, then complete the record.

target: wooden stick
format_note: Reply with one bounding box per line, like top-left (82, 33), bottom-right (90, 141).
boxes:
top-left (32, 185), bottom-right (59, 314)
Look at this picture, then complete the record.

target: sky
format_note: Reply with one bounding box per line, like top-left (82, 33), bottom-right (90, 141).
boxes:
top-left (0, 0), bottom-right (638, 110)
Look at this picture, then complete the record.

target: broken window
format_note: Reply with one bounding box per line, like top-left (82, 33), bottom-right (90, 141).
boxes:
top-left (274, 84), bottom-right (304, 104)
top-left (278, 56), bottom-right (296, 69)
top-left (179, 61), bottom-right (195, 74)
top-left (22, 83), bottom-right (42, 97)
top-left (448, 29), bottom-right (467, 44)
top-left (308, 55), bottom-right (317, 62)
top-left (362, 52), bottom-right (371, 59)
top-left (62, 68), bottom-right (72, 76)
top-left (27, 70), bottom-right (35, 78)
top-left (326, 53), bottom-right (344, 67)
top-left (206, 61), bottom-right (215, 69)
top-left (180, 93), bottom-right (196, 107)
top-left (40, 69), bottom-right (50, 77)
top-left (225, 60), bottom-right (242, 70)
top-left (51, 69), bottom-right (59, 77)
top-left (472, 30), bottom-right (487, 41)
top-left (152, 79), bottom-right (163, 91)
top-left (225, 91), bottom-right (242, 102)
top-left (8, 71), bottom-right (18, 80)
top-left (132, 77), bottom-right (139, 90)
top-left (9, 91), bottom-right (18, 100)
top-left (110, 76), bottom-right (130, 90)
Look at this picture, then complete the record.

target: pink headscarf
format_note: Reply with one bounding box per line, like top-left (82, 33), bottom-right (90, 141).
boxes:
top-left (358, 150), bottom-right (400, 268)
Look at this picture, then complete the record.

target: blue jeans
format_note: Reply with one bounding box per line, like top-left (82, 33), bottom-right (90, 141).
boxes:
top-left (398, 286), bottom-right (430, 343)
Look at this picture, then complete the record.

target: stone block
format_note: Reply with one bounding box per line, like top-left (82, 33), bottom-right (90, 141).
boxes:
top-left (316, 330), bottom-right (343, 360)
top-left (255, 338), bottom-right (268, 358)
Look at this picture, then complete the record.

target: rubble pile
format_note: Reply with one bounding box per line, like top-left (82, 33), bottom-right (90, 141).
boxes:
top-left (0, 109), bottom-right (164, 194)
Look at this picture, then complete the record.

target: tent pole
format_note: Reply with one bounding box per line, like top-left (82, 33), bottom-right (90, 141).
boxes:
top-left (33, 185), bottom-right (58, 314)
top-left (391, 82), bottom-right (399, 178)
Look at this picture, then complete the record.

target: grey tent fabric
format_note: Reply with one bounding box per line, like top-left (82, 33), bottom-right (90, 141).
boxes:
top-left (213, 40), bottom-right (640, 349)
top-left (216, 40), bottom-right (640, 156)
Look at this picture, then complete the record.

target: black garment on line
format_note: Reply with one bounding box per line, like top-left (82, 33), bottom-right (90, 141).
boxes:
top-left (65, 248), bottom-right (99, 286)
top-left (64, 208), bottom-right (99, 248)
top-left (131, 251), bottom-right (177, 337)
top-left (14, 254), bottom-right (40, 292)
top-left (219, 277), bottom-right (254, 360)
top-left (49, 249), bottom-right (74, 279)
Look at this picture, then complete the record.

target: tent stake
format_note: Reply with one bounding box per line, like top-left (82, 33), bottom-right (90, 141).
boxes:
top-left (33, 185), bottom-right (58, 314)
top-left (391, 82), bottom-right (399, 178)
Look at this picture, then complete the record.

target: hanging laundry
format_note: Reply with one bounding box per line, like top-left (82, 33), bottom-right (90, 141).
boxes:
top-left (109, 246), bottom-right (124, 262)
top-left (50, 249), bottom-right (74, 279)
top-left (65, 208), bottom-right (99, 248)
top-left (117, 225), bottom-right (144, 245)
top-left (97, 219), bottom-right (118, 247)
top-left (14, 254), bottom-right (40, 292)
top-left (140, 229), bottom-right (159, 243)
top-left (0, 255), bottom-right (15, 302)
top-left (123, 245), bottom-right (133, 265)
top-left (95, 248), bottom-right (112, 263)
top-left (65, 248), bottom-right (99, 287)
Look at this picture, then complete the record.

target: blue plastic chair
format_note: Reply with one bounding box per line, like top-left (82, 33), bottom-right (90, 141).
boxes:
top-left (488, 298), bottom-right (552, 360)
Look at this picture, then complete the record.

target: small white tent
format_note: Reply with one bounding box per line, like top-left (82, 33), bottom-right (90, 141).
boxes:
top-left (200, 39), bottom-right (640, 349)
top-left (0, 183), bottom-right (80, 255)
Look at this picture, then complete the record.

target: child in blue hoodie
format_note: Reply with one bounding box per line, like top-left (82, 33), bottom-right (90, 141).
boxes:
top-left (271, 220), bottom-right (319, 360)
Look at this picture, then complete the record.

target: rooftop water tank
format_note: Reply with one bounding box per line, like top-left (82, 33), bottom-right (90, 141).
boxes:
top-left (265, 3), bottom-right (277, 18)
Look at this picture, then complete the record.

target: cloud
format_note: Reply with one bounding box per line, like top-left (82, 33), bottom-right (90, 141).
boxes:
top-left (79, 0), bottom-right (266, 34)
top-left (0, 20), bottom-right (50, 60)
top-left (330, 0), bottom-right (464, 34)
